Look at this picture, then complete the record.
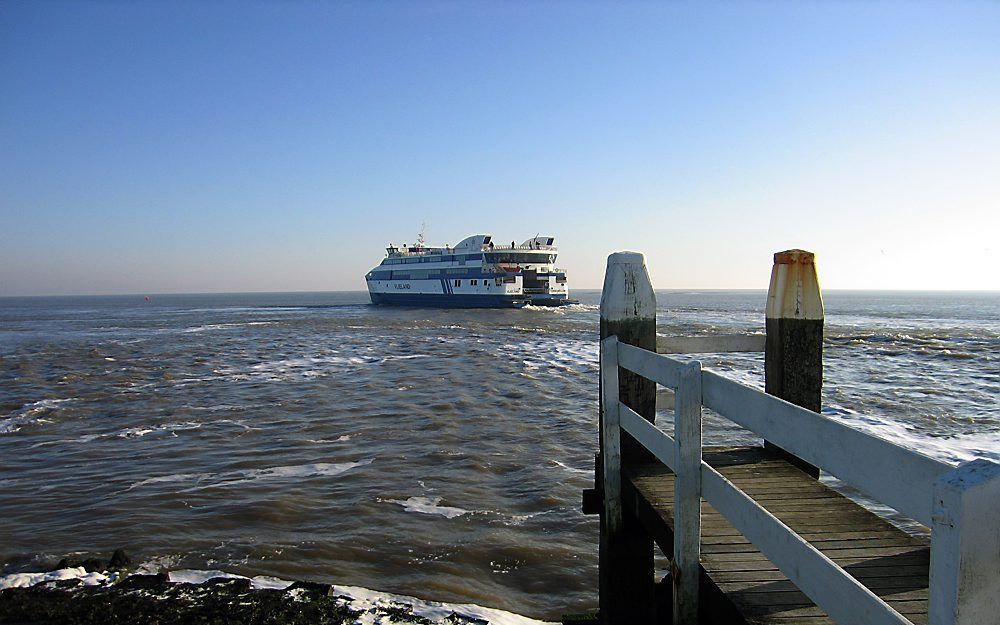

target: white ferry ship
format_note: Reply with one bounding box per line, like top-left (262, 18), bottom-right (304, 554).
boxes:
top-left (365, 234), bottom-right (574, 308)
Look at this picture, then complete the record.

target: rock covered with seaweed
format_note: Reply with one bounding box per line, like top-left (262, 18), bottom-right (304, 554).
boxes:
top-left (0, 557), bottom-right (553, 625)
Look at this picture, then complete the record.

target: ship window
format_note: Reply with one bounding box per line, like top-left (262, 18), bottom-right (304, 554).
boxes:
top-left (454, 279), bottom-right (460, 287)
top-left (484, 252), bottom-right (554, 264)
top-left (502, 277), bottom-right (516, 284)
top-left (471, 279), bottom-right (477, 286)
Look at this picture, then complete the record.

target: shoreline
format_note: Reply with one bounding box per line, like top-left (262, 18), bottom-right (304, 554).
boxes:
top-left (0, 563), bottom-right (556, 625)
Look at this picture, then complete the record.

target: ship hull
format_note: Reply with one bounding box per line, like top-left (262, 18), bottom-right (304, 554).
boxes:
top-left (369, 291), bottom-right (528, 308)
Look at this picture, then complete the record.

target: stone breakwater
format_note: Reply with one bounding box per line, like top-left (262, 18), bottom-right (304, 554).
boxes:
top-left (1, 575), bottom-right (359, 625)
top-left (0, 552), bottom-right (554, 625)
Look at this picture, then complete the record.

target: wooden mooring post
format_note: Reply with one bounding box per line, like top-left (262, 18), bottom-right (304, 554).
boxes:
top-left (598, 252), bottom-right (657, 625)
top-left (764, 249), bottom-right (823, 478)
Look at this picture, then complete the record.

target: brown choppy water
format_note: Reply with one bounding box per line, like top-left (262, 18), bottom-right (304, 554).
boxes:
top-left (1, 290), bottom-right (997, 619)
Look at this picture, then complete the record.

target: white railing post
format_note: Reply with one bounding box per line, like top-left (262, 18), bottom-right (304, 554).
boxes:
top-left (600, 335), bottom-right (622, 535)
top-left (929, 458), bottom-right (1000, 625)
top-left (672, 360), bottom-right (703, 625)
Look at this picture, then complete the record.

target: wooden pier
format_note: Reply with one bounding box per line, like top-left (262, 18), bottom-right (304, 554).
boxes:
top-left (581, 251), bottom-right (1000, 625)
top-left (626, 451), bottom-right (933, 624)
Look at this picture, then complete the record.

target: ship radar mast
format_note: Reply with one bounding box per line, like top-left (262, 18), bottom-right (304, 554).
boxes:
top-left (416, 222), bottom-right (427, 248)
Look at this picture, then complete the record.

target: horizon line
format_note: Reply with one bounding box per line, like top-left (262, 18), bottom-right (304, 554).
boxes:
top-left (3, 287), bottom-right (999, 299)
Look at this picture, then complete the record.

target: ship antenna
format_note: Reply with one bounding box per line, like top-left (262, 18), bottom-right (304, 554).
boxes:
top-left (417, 222), bottom-right (427, 248)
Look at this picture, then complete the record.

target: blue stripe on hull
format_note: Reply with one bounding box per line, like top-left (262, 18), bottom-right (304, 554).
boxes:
top-left (369, 291), bottom-right (528, 308)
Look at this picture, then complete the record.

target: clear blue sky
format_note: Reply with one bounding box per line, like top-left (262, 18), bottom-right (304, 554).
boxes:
top-left (2, 1), bottom-right (997, 295)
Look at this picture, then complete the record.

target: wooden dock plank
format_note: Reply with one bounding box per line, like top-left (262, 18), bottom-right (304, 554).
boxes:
top-left (623, 447), bottom-right (931, 625)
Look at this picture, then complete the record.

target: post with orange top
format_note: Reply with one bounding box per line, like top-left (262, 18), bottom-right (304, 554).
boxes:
top-left (598, 252), bottom-right (657, 625)
top-left (764, 249), bottom-right (824, 478)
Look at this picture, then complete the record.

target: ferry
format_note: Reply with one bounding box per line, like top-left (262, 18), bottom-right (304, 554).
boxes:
top-left (365, 234), bottom-right (575, 308)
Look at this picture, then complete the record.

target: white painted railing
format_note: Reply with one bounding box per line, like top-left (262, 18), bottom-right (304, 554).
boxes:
top-left (600, 334), bottom-right (1000, 625)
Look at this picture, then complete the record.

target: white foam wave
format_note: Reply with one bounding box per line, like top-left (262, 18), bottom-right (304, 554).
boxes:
top-left (127, 459), bottom-right (374, 492)
top-left (29, 421), bottom-right (208, 448)
top-left (550, 460), bottom-right (591, 476)
top-left (333, 582), bottom-right (554, 625)
top-left (164, 570), bottom-right (553, 624)
top-left (211, 355), bottom-right (376, 382)
top-left (135, 554), bottom-right (183, 574)
top-left (504, 339), bottom-right (598, 374)
top-left (1, 398), bottom-right (77, 435)
top-left (306, 435), bottom-right (352, 444)
top-left (524, 302), bottom-right (597, 315)
top-left (505, 510), bottom-right (553, 526)
top-left (181, 322), bottom-right (274, 333)
top-left (117, 421), bottom-right (202, 438)
top-left (823, 411), bottom-right (1000, 465)
top-left (0, 567), bottom-right (117, 589)
top-left (387, 496), bottom-right (469, 519)
top-left (208, 352), bottom-right (435, 383)
top-left (29, 433), bottom-right (102, 449)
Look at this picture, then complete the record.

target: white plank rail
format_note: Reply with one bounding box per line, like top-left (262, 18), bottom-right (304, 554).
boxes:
top-left (620, 387), bottom-right (915, 625)
top-left (620, 402), bottom-right (677, 471)
top-left (701, 463), bottom-right (914, 625)
top-left (701, 370), bottom-right (950, 527)
top-left (619, 388), bottom-right (913, 625)
top-left (658, 334), bottom-right (765, 354)
top-left (600, 336), bottom-right (623, 534)
top-left (618, 341), bottom-right (683, 389)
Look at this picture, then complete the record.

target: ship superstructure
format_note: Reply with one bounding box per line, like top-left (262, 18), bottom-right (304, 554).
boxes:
top-left (365, 234), bottom-right (573, 308)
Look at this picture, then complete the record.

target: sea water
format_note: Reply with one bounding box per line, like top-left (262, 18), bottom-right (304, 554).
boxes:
top-left (1, 290), bottom-right (997, 620)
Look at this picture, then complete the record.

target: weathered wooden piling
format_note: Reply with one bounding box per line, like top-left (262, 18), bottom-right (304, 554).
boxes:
top-left (599, 252), bottom-right (656, 625)
top-left (764, 249), bottom-right (823, 478)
